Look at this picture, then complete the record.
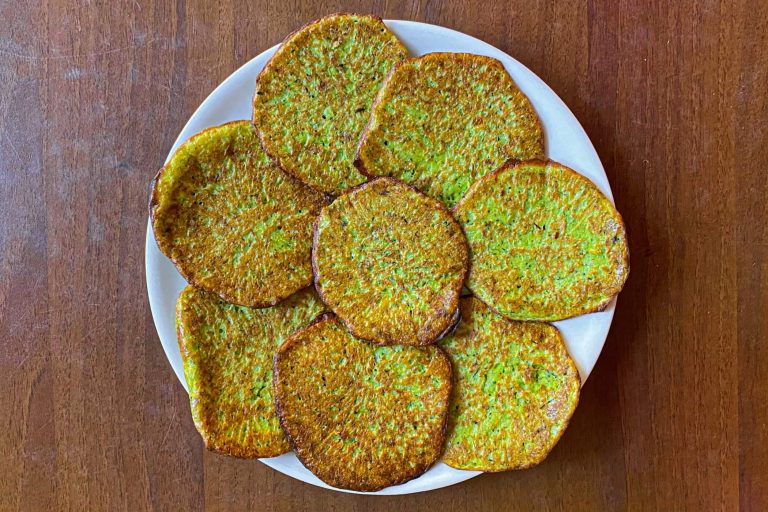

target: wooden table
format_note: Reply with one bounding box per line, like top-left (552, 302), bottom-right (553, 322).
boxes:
top-left (1, 1), bottom-right (764, 510)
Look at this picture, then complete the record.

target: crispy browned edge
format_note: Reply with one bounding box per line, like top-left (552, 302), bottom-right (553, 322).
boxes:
top-left (441, 313), bottom-right (581, 472)
top-left (175, 287), bottom-right (192, 368)
top-left (310, 177), bottom-right (469, 346)
top-left (174, 286), bottom-right (291, 459)
top-left (148, 120), bottom-right (330, 308)
top-left (272, 312), bottom-right (454, 491)
top-left (353, 52), bottom-right (543, 176)
top-left (452, 158), bottom-right (631, 322)
top-left (436, 307), bottom-right (462, 340)
top-left (252, 12), bottom-right (407, 195)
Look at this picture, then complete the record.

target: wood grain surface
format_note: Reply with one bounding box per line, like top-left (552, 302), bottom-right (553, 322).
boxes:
top-left (0, 0), bottom-right (765, 510)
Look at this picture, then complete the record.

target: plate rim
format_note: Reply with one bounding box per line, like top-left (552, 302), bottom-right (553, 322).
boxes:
top-left (144, 18), bottom-right (617, 496)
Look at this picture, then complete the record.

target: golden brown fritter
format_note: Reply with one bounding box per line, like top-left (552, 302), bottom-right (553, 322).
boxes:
top-left (453, 160), bottom-right (629, 321)
top-left (312, 178), bottom-right (468, 345)
top-left (273, 313), bottom-right (452, 491)
top-left (440, 297), bottom-right (580, 471)
top-left (253, 13), bottom-right (407, 195)
top-left (150, 121), bottom-right (329, 307)
top-left (356, 52), bottom-right (544, 207)
top-left (176, 286), bottom-right (326, 458)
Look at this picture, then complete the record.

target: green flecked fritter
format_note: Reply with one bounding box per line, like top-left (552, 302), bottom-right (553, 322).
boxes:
top-left (253, 13), bottom-right (408, 195)
top-left (273, 313), bottom-right (452, 491)
top-left (440, 297), bottom-right (580, 471)
top-left (150, 121), bottom-right (329, 307)
top-left (454, 160), bottom-right (629, 321)
top-left (313, 178), bottom-right (469, 345)
top-left (355, 52), bottom-right (544, 207)
top-left (177, 285), bottom-right (326, 458)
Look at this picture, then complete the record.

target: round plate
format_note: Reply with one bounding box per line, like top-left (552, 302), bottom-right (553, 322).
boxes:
top-left (145, 20), bottom-right (616, 495)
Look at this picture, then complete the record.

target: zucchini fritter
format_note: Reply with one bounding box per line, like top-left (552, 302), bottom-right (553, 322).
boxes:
top-left (273, 313), bottom-right (452, 491)
top-left (356, 52), bottom-right (544, 207)
top-left (177, 286), bottom-right (326, 458)
top-left (454, 160), bottom-right (629, 321)
top-left (313, 178), bottom-right (468, 345)
top-left (150, 121), bottom-right (328, 307)
top-left (440, 297), bottom-right (580, 471)
top-left (253, 13), bottom-right (408, 195)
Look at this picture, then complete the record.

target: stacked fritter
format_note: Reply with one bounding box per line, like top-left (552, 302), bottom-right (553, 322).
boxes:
top-left (150, 13), bottom-right (629, 492)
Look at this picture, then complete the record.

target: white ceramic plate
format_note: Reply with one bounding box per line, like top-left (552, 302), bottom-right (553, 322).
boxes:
top-left (145, 19), bottom-right (616, 495)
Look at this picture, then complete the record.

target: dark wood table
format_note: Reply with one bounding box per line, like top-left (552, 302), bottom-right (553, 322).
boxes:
top-left (1, 1), bottom-right (765, 510)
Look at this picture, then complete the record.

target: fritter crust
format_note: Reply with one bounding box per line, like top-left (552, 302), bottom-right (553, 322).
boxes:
top-left (273, 313), bottom-right (452, 491)
top-left (453, 160), bottom-right (629, 321)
